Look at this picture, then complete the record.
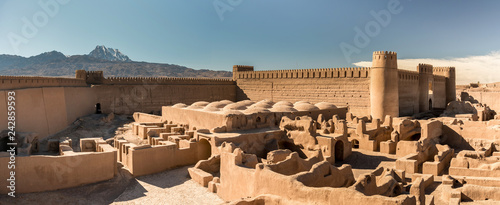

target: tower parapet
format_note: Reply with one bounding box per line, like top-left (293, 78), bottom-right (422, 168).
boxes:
top-left (370, 51), bottom-right (399, 120)
top-left (232, 65), bottom-right (254, 80)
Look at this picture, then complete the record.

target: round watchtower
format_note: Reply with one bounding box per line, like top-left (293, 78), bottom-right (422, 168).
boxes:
top-left (370, 51), bottom-right (399, 120)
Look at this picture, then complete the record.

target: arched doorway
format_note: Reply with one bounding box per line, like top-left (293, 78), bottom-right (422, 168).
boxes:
top-left (428, 99), bottom-right (432, 110)
top-left (198, 138), bottom-right (212, 160)
top-left (335, 140), bottom-right (344, 161)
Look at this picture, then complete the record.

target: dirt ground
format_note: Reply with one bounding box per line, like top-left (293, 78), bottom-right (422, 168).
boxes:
top-left (0, 164), bottom-right (225, 205)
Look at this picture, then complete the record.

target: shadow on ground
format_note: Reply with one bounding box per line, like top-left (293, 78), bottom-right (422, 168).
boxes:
top-left (335, 150), bottom-right (397, 170)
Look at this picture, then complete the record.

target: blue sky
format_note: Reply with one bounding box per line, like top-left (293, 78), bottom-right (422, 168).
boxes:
top-left (1, 0), bottom-right (499, 83)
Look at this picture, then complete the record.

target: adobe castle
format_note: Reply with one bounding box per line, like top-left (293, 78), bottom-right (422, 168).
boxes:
top-left (233, 51), bottom-right (456, 119)
top-left (0, 51), bottom-right (455, 139)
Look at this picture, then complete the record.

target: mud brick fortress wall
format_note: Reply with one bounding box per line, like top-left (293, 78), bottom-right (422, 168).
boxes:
top-left (0, 51), bottom-right (455, 139)
top-left (233, 51), bottom-right (456, 119)
top-left (233, 66), bottom-right (371, 116)
top-left (0, 72), bottom-right (236, 139)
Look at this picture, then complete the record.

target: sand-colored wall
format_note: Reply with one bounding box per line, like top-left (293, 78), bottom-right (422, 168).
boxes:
top-left (442, 121), bottom-right (500, 150)
top-left (218, 147), bottom-right (415, 204)
top-left (235, 71), bottom-right (371, 117)
top-left (126, 140), bottom-right (210, 176)
top-left (0, 87), bottom-right (96, 139)
top-left (398, 70), bottom-right (420, 116)
top-left (0, 150), bottom-right (115, 194)
top-left (94, 84), bottom-right (236, 115)
top-left (461, 90), bottom-right (500, 113)
top-left (0, 76), bottom-right (87, 90)
top-left (433, 75), bottom-right (447, 109)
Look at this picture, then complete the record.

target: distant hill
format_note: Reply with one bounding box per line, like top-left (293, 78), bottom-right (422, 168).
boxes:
top-left (0, 46), bottom-right (232, 78)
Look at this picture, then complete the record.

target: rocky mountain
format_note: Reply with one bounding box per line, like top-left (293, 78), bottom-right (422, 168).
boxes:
top-left (88, 45), bottom-right (132, 62)
top-left (0, 47), bottom-right (232, 78)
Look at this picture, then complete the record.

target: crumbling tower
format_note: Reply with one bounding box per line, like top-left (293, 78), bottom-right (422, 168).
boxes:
top-left (370, 51), bottom-right (399, 120)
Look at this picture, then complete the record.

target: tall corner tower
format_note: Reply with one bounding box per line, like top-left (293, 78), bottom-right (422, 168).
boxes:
top-left (444, 67), bottom-right (456, 104)
top-left (370, 51), bottom-right (399, 120)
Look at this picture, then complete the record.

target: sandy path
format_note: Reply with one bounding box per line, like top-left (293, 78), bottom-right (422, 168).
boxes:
top-left (113, 166), bottom-right (225, 205)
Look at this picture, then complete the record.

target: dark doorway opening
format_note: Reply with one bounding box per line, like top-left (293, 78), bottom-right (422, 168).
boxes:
top-left (95, 103), bottom-right (102, 114)
top-left (199, 138), bottom-right (212, 160)
top-left (428, 99), bottom-right (432, 110)
top-left (351, 139), bottom-right (360, 149)
top-left (335, 140), bottom-right (344, 161)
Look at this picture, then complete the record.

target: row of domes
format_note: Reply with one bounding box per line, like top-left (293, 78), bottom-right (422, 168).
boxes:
top-left (171, 100), bottom-right (337, 115)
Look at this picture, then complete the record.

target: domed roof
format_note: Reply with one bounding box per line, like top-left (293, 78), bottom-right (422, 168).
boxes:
top-left (294, 101), bottom-right (311, 106)
top-left (191, 101), bottom-right (210, 107)
top-left (219, 100), bottom-right (234, 104)
top-left (273, 101), bottom-right (293, 107)
top-left (315, 102), bottom-right (337, 110)
top-left (223, 103), bottom-right (248, 111)
top-left (172, 103), bottom-right (187, 108)
top-left (186, 105), bottom-right (204, 110)
top-left (243, 107), bottom-right (270, 114)
top-left (202, 106), bottom-right (221, 112)
top-left (249, 100), bottom-right (274, 109)
top-left (270, 106), bottom-right (298, 112)
top-left (238, 100), bottom-right (256, 106)
top-left (294, 102), bottom-right (319, 111)
top-left (206, 101), bottom-right (230, 109)
top-left (221, 110), bottom-right (244, 115)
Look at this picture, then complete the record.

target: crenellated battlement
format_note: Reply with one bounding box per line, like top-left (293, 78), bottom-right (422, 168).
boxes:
top-left (0, 75), bottom-right (87, 90)
top-left (398, 69), bottom-right (420, 82)
top-left (103, 76), bottom-right (234, 85)
top-left (234, 66), bottom-right (371, 79)
top-left (372, 51), bottom-right (397, 69)
top-left (233, 65), bottom-right (254, 72)
top-left (432, 66), bottom-right (456, 78)
top-left (417, 64), bottom-right (434, 74)
top-left (373, 51), bottom-right (397, 55)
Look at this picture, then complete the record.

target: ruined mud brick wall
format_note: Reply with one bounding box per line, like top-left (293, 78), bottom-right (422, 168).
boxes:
top-left (120, 140), bottom-right (210, 177)
top-left (441, 120), bottom-right (500, 150)
top-left (458, 82), bottom-right (500, 114)
top-left (94, 77), bottom-right (236, 114)
top-left (233, 66), bottom-right (371, 117)
top-left (0, 143), bottom-right (116, 194)
top-left (0, 87), bottom-right (97, 139)
top-left (217, 145), bottom-right (416, 204)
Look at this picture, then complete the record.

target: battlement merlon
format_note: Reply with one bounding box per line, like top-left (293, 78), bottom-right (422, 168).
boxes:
top-left (417, 64), bottom-right (434, 74)
top-left (372, 51), bottom-right (397, 69)
top-left (432, 66), bottom-right (456, 78)
top-left (232, 65), bottom-right (254, 80)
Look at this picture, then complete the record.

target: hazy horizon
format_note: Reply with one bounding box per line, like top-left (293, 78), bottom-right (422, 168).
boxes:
top-left (1, 1), bottom-right (499, 83)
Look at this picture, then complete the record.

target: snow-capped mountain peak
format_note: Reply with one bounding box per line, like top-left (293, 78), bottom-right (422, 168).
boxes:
top-left (88, 45), bottom-right (132, 62)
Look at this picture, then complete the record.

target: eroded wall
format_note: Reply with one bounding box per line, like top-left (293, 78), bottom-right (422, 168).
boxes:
top-left (0, 87), bottom-right (96, 139)
top-left (0, 150), bottom-right (116, 194)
